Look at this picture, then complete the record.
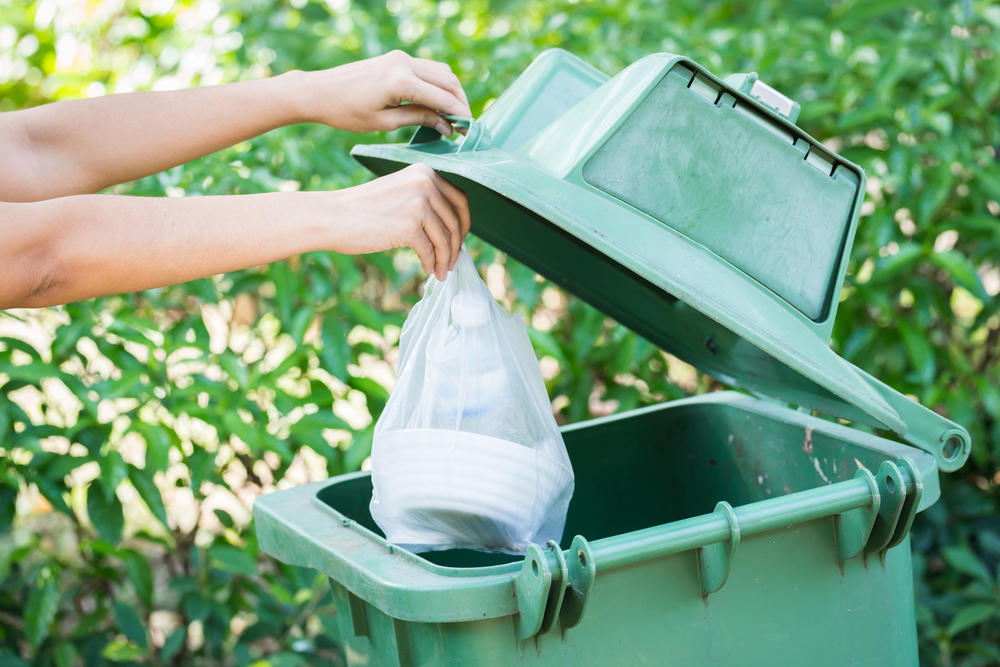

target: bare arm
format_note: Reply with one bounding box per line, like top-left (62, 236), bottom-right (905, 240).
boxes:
top-left (0, 51), bottom-right (470, 202)
top-left (0, 164), bottom-right (470, 308)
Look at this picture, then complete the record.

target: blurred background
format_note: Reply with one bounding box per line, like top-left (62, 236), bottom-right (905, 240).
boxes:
top-left (0, 0), bottom-right (998, 664)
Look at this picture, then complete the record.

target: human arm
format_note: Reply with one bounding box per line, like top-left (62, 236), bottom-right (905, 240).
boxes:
top-left (0, 164), bottom-right (470, 308)
top-left (0, 51), bottom-right (471, 202)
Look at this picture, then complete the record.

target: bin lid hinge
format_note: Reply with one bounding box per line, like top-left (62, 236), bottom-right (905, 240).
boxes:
top-left (538, 541), bottom-right (568, 636)
top-left (862, 460), bottom-right (918, 564)
top-left (698, 501), bottom-right (741, 597)
top-left (884, 458), bottom-right (923, 553)
top-left (514, 544), bottom-right (553, 643)
top-left (559, 535), bottom-right (596, 634)
top-left (515, 536), bottom-right (597, 645)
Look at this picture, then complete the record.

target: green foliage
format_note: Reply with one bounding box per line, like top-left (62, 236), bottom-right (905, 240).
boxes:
top-left (0, 0), bottom-right (998, 664)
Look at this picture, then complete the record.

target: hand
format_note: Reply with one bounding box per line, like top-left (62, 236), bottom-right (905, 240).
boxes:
top-left (293, 51), bottom-right (471, 136)
top-left (325, 164), bottom-right (471, 280)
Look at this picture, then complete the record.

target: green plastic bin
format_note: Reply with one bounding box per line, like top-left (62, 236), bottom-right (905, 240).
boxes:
top-left (254, 49), bottom-right (970, 666)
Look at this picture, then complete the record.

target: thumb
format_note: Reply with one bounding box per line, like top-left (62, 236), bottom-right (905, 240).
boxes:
top-left (380, 104), bottom-right (453, 135)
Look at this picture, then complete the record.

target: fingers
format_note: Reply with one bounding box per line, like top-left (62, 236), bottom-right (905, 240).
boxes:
top-left (378, 103), bottom-right (453, 136)
top-left (411, 232), bottom-right (436, 277)
top-left (433, 175), bottom-right (471, 238)
top-left (425, 183), bottom-right (463, 270)
top-left (411, 58), bottom-right (471, 115)
top-left (402, 77), bottom-right (469, 121)
top-left (397, 165), bottom-right (471, 280)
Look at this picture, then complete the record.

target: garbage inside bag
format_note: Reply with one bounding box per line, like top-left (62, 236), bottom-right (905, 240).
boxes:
top-left (370, 247), bottom-right (574, 554)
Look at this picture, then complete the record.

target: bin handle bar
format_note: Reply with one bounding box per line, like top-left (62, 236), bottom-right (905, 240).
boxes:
top-left (582, 470), bottom-right (888, 573)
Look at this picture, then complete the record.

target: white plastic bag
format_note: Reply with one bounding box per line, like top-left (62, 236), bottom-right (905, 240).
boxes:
top-left (370, 247), bottom-right (574, 554)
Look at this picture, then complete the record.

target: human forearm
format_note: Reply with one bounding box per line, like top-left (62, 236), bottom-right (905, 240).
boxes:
top-left (0, 164), bottom-right (470, 309)
top-left (8, 73), bottom-right (305, 202)
top-left (1, 191), bottom-right (330, 307)
top-left (2, 51), bottom-right (471, 203)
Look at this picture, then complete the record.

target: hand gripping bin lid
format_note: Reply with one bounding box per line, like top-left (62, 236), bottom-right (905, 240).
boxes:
top-left (254, 49), bottom-right (973, 665)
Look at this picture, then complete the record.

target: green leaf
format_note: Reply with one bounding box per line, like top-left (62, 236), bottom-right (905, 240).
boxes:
top-left (0, 399), bottom-right (10, 446)
top-left (222, 411), bottom-right (261, 454)
top-left (100, 638), bottom-right (146, 662)
top-left (872, 243), bottom-right (924, 281)
top-left (183, 594), bottom-right (211, 623)
top-left (321, 314), bottom-right (351, 382)
top-left (53, 642), bottom-right (77, 667)
top-left (0, 485), bottom-right (16, 535)
top-left (348, 376), bottom-right (389, 417)
top-left (213, 508), bottom-right (235, 529)
top-left (122, 551), bottom-right (154, 610)
top-left (508, 260), bottom-right (541, 307)
top-left (930, 250), bottom-right (989, 301)
top-left (127, 465), bottom-right (169, 530)
top-left (135, 423), bottom-right (173, 473)
top-left (208, 543), bottom-right (258, 576)
top-left (943, 546), bottom-right (993, 584)
top-left (0, 336), bottom-right (42, 360)
top-left (86, 482), bottom-right (124, 544)
top-left (35, 479), bottom-right (73, 517)
top-left (187, 448), bottom-right (217, 493)
top-left (219, 351), bottom-right (249, 389)
top-left (946, 602), bottom-right (998, 637)
top-left (0, 650), bottom-right (30, 667)
top-left (24, 565), bottom-right (60, 648)
top-left (99, 451), bottom-right (127, 500)
top-left (898, 320), bottom-right (935, 386)
top-left (112, 601), bottom-right (148, 650)
top-left (160, 626), bottom-right (186, 662)
top-left (345, 428), bottom-right (373, 471)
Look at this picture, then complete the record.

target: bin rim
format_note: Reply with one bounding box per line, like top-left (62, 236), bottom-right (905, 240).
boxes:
top-left (254, 392), bottom-right (939, 624)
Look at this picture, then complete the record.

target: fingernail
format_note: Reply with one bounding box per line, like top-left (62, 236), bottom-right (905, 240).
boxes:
top-left (436, 122), bottom-right (452, 136)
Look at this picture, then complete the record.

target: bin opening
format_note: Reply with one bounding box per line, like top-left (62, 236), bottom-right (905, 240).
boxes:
top-left (314, 394), bottom-right (917, 569)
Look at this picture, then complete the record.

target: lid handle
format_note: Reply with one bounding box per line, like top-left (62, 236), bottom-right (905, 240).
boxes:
top-left (723, 71), bottom-right (801, 123)
top-left (408, 115), bottom-right (492, 152)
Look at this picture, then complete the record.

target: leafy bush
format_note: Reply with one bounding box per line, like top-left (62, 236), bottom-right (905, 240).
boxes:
top-left (1, 0), bottom-right (997, 664)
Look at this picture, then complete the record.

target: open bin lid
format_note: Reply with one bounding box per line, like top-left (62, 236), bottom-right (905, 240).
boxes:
top-left (351, 49), bottom-right (970, 472)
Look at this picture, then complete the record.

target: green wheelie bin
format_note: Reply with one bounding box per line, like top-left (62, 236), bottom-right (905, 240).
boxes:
top-left (254, 49), bottom-right (970, 666)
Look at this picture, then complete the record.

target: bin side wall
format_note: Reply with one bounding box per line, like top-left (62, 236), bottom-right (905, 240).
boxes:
top-left (333, 525), bottom-right (917, 666)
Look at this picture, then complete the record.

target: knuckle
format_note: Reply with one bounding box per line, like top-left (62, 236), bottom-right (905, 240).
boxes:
top-left (414, 176), bottom-right (434, 195)
top-left (413, 163), bottom-right (436, 179)
top-left (404, 213), bottom-right (422, 234)
top-left (392, 72), bottom-right (414, 95)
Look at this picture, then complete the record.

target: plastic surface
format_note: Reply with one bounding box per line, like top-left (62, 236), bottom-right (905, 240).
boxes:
top-left (255, 392), bottom-right (933, 665)
top-left (351, 48), bottom-right (971, 471)
top-left (370, 248), bottom-right (574, 554)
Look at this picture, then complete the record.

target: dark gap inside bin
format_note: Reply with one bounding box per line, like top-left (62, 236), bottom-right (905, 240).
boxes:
top-left (316, 398), bottom-right (870, 569)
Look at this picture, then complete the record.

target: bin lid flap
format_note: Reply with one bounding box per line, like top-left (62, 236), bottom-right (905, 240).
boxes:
top-left (350, 49), bottom-right (970, 472)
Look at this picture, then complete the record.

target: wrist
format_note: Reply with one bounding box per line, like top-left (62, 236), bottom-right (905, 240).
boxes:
top-left (273, 70), bottom-right (315, 125)
top-left (296, 189), bottom-right (346, 252)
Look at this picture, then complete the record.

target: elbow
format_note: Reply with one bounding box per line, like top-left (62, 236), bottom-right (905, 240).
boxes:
top-left (17, 260), bottom-right (63, 308)
top-left (1, 248), bottom-right (64, 310)
top-left (0, 201), bottom-right (66, 309)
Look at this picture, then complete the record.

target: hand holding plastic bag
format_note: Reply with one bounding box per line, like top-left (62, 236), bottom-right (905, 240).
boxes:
top-left (370, 247), bottom-right (574, 554)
